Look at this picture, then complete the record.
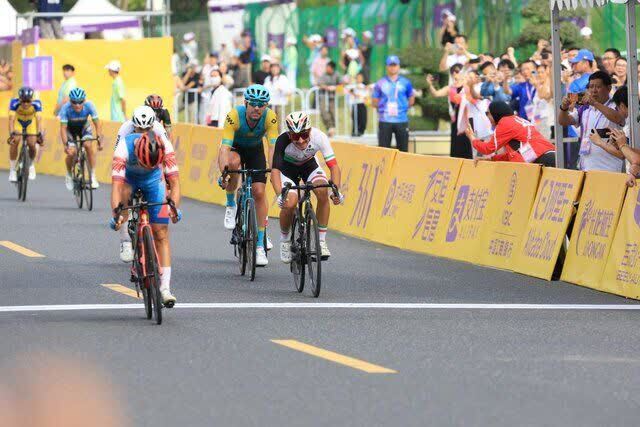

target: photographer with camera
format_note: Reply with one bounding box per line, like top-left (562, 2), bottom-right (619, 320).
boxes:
top-left (558, 71), bottom-right (625, 172)
top-left (439, 35), bottom-right (477, 74)
top-left (479, 61), bottom-right (511, 103)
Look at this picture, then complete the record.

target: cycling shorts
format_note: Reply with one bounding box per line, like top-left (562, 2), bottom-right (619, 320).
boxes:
top-left (231, 145), bottom-right (267, 184)
top-left (66, 125), bottom-right (94, 147)
top-left (279, 159), bottom-right (328, 189)
top-left (14, 119), bottom-right (37, 137)
top-left (125, 175), bottom-right (170, 225)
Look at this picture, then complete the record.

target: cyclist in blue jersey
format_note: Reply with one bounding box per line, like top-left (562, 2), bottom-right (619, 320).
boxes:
top-left (59, 87), bottom-right (103, 190)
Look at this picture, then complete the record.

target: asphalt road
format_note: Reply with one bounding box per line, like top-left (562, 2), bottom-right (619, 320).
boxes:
top-left (1, 175), bottom-right (639, 427)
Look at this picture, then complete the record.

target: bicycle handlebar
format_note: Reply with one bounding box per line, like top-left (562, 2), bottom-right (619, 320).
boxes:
top-left (281, 181), bottom-right (339, 201)
top-left (114, 197), bottom-right (177, 216)
top-left (222, 168), bottom-right (272, 177)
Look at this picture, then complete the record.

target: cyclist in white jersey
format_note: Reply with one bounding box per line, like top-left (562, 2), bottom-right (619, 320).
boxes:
top-left (270, 112), bottom-right (344, 263)
top-left (114, 107), bottom-right (173, 263)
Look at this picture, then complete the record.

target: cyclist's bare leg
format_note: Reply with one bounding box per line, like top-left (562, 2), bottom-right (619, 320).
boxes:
top-left (65, 146), bottom-right (77, 173)
top-left (9, 140), bottom-right (18, 161)
top-left (279, 191), bottom-right (298, 235)
top-left (83, 140), bottom-right (97, 170)
top-left (313, 184), bottom-right (331, 227)
top-left (151, 224), bottom-right (170, 267)
top-left (225, 152), bottom-right (242, 195)
top-left (252, 182), bottom-right (268, 227)
top-left (118, 184), bottom-right (133, 242)
top-left (26, 135), bottom-right (37, 160)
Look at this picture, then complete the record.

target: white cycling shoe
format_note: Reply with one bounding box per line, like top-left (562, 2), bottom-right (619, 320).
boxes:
top-left (28, 165), bottom-right (36, 180)
top-left (256, 247), bottom-right (268, 266)
top-left (120, 241), bottom-right (134, 263)
top-left (65, 174), bottom-right (74, 191)
top-left (8, 169), bottom-right (17, 183)
top-left (320, 241), bottom-right (331, 259)
top-left (91, 173), bottom-right (99, 189)
top-left (224, 205), bottom-right (237, 230)
top-left (280, 241), bottom-right (292, 264)
top-left (161, 289), bottom-right (176, 308)
top-left (266, 235), bottom-right (273, 250)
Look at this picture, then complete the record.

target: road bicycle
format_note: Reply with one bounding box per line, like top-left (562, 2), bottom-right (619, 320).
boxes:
top-left (281, 180), bottom-right (339, 297)
top-left (223, 168), bottom-right (271, 281)
top-left (69, 136), bottom-right (100, 211)
top-left (115, 190), bottom-right (177, 325)
top-left (8, 121), bottom-right (40, 202)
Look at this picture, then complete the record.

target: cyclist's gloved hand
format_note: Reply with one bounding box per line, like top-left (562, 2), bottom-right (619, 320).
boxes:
top-left (277, 193), bottom-right (286, 209)
top-left (331, 191), bottom-right (345, 206)
top-left (173, 208), bottom-right (183, 223)
top-left (109, 216), bottom-right (118, 230)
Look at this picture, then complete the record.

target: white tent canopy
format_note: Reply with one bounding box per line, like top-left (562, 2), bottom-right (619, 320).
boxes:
top-left (62, 0), bottom-right (141, 36)
top-left (550, 0), bottom-right (628, 10)
top-left (0, 0), bottom-right (27, 44)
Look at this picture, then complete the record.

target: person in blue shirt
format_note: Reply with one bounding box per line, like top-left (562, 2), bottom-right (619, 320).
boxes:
top-left (479, 61), bottom-right (511, 103)
top-left (58, 87), bottom-right (103, 191)
top-left (372, 55), bottom-right (415, 152)
top-left (510, 60), bottom-right (537, 120)
top-left (568, 49), bottom-right (594, 94)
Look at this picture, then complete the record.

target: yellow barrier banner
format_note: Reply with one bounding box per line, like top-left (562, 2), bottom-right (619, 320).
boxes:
top-left (36, 118), bottom-right (66, 177)
top-left (600, 182), bottom-right (640, 299)
top-left (512, 167), bottom-right (584, 280)
top-left (0, 117), bottom-right (9, 169)
top-left (561, 171), bottom-right (628, 287)
top-left (325, 141), bottom-right (396, 240)
top-left (478, 162), bottom-right (541, 270)
top-left (181, 125), bottom-right (223, 204)
top-left (94, 120), bottom-right (122, 182)
top-left (439, 160), bottom-right (495, 263)
top-left (36, 37), bottom-right (174, 119)
top-left (372, 153), bottom-right (463, 253)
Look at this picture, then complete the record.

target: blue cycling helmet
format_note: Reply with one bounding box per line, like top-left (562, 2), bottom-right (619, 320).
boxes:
top-left (18, 86), bottom-right (34, 101)
top-left (244, 84), bottom-right (270, 105)
top-left (69, 87), bottom-right (86, 103)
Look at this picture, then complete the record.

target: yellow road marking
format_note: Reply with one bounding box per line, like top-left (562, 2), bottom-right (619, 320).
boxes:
top-left (0, 241), bottom-right (45, 258)
top-left (101, 284), bottom-right (140, 299)
top-left (271, 339), bottom-right (397, 374)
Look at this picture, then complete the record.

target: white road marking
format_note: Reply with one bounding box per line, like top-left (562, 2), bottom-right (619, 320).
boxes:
top-left (0, 302), bottom-right (639, 313)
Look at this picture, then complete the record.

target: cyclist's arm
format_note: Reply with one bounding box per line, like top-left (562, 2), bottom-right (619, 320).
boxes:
top-left (60, 123), bottom-right (68, 146)
top-left (317, 129), bottom-right (340, 188)
top-left (8, 111), bottom-right (15, 135)
top-left (162, 139), bottom-right (180, 206)
top-left (35, 112), bottom-right (43, 134)
top-left (32, 101), bottom-right (43, 135)
top-left (270, 134), bottom-right (287, 195)
top-left (265, 109), bottom-right (279, 167)
top-left (219, 110), bottom-right (239, 171)
top-left (162, 110), bottom-right (174, 141)
top-left (111, 140), bottom-right (129, 211)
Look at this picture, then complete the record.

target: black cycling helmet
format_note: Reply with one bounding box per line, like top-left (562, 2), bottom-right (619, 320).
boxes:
top-left (145, 94), bottom-right (164, 110)
top-left (18, 87), bottom-right (34, 101)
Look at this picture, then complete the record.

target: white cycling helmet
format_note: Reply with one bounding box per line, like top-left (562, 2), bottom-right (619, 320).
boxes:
top-left (285, 111), bottom-right (311, 134)
top-left (132, 105), bottom-right (156, 129)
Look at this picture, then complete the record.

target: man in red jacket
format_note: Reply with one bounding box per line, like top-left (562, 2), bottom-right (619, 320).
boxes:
top-left (465, 101), bottom-right (556, 166)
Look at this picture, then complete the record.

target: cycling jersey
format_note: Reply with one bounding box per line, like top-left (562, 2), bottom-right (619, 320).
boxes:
top-left (155, 108), bottom-right (172, 127)
top-left (112, 133), bottom-right (179, 225)
top-left (272, 128), bottom-right (337, 188)
top-left (115, 120), bottom-right (170, 151)
top-left (58, 101), bottom-right (98, 140)
top-left (9, 98), bottom-right (42, 135)
top-left (221, 106), bottom-right (278, 148)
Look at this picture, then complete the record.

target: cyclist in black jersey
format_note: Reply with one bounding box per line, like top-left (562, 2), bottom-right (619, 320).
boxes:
top-left (145, 94), bottom-right (173, 140)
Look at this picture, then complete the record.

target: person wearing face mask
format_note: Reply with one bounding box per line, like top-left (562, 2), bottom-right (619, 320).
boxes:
top-left (206, 69), bottom-right (232, 128)
top-left (263, 62), bottom-right (292, 123)
top-left (465, 101), bottom-right (556, 166)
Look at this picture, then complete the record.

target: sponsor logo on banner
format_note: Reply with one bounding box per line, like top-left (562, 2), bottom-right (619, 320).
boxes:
top-left (381, 178), bottom-right (416, 218)
top-left (615, 190), bottom-right (640, 286)
top-left (522, 179), bottom-right (574, 260)
top-left (412, 169), bottom-right (452, 242)
top-left (189, 143), bottom-right (208, 182)
top-left (574, 200), bottom-right (616, 260)
top-left (349, 159), bottom-right (386, 229)
top-left (445, 185), bottom-right (490, 242)
top-left (487, 172), bottom-right (518, 258)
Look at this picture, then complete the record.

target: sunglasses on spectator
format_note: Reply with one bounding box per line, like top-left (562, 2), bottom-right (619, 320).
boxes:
top-left (247, 101), bottom-right (267, 108)
top-left (71, 100), bottom-right (84, 105)
top-left (289, 130), bottom-right (310, 141)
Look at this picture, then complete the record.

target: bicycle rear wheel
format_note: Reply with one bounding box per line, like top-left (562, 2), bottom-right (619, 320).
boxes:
top-left (246, 198), bottom-right (258, 281)
top-left (306, 207), bottom-right (322, 298)
top-left (83, 151), bottom-right (93, 211)
top-left (73, 156), bottom-right (83, 209)
top-left (15, 149), bottom-right (23, 200)
top-left (291, 213), bottom-right (305, 293)
top-left (143, 226), bottom-right (162, 325)
top-left (235, 198), bottom-right (247, 276)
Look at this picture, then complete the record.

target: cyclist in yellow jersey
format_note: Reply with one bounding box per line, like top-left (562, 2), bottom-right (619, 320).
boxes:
top-left (218, 84), bottom-right (278, 266)
top-left (8, 87), bottom-right (43, 182)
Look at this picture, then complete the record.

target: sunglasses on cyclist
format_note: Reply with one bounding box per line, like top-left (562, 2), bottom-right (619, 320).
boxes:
top-left (247, 101), bottom-right (267, 108)
top-left (71, 100), bottom-right (84, 105)
top-left (289, 129), bottom-right (310, 141)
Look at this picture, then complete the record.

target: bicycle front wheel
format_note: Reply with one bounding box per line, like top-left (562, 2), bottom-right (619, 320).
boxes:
top-left (290, 213), bottom-right (304, 293)
top-left (236, 198), bottom-right (247, 276)
top-left (246, 198), bottom-right (258, 281)
top-left (73, 157), bottom-right (83, 209)
top-left (143, 226), bottom-right (162, 325)
top-left (18, 148), bottom-right (28, 202)
top-left (83, 153), bottom-right (93, 211)
top-left (306, 207), bottom-right (322, 298)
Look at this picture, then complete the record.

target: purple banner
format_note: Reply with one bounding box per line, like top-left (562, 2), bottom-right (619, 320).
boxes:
top-left (433, 3), bottom-right (455, 29)
top-left (267, 33), bottom-right (285, 50)
top-left (20, 26), bottom-right (40, 46)
top-left (373, 24), bottom-right (388, 45)
top-left (22, 56), bottom-right (53, 91)
top-left (325, 27), bottom-right (338, 48)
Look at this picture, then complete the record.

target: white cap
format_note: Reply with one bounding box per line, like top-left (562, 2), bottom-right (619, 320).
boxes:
top-left (286, 36), bottom-right (297, 45)
top-left (309, 34), bottom-right (322, 42)
top-left (580, 26), bottom-right (593, 37)
top-left (342, 28), bottom-right (356, 38)
top-left (363, 30), bottom-right (373, 39)
top-left (105, 60), bottom-right (121, 72)
top-left (261, 54), bottom-right (272, 62)
top-left (183, 32), bottom-right (195, 42)
top-left (346, 49), bottom-right (360, 60)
